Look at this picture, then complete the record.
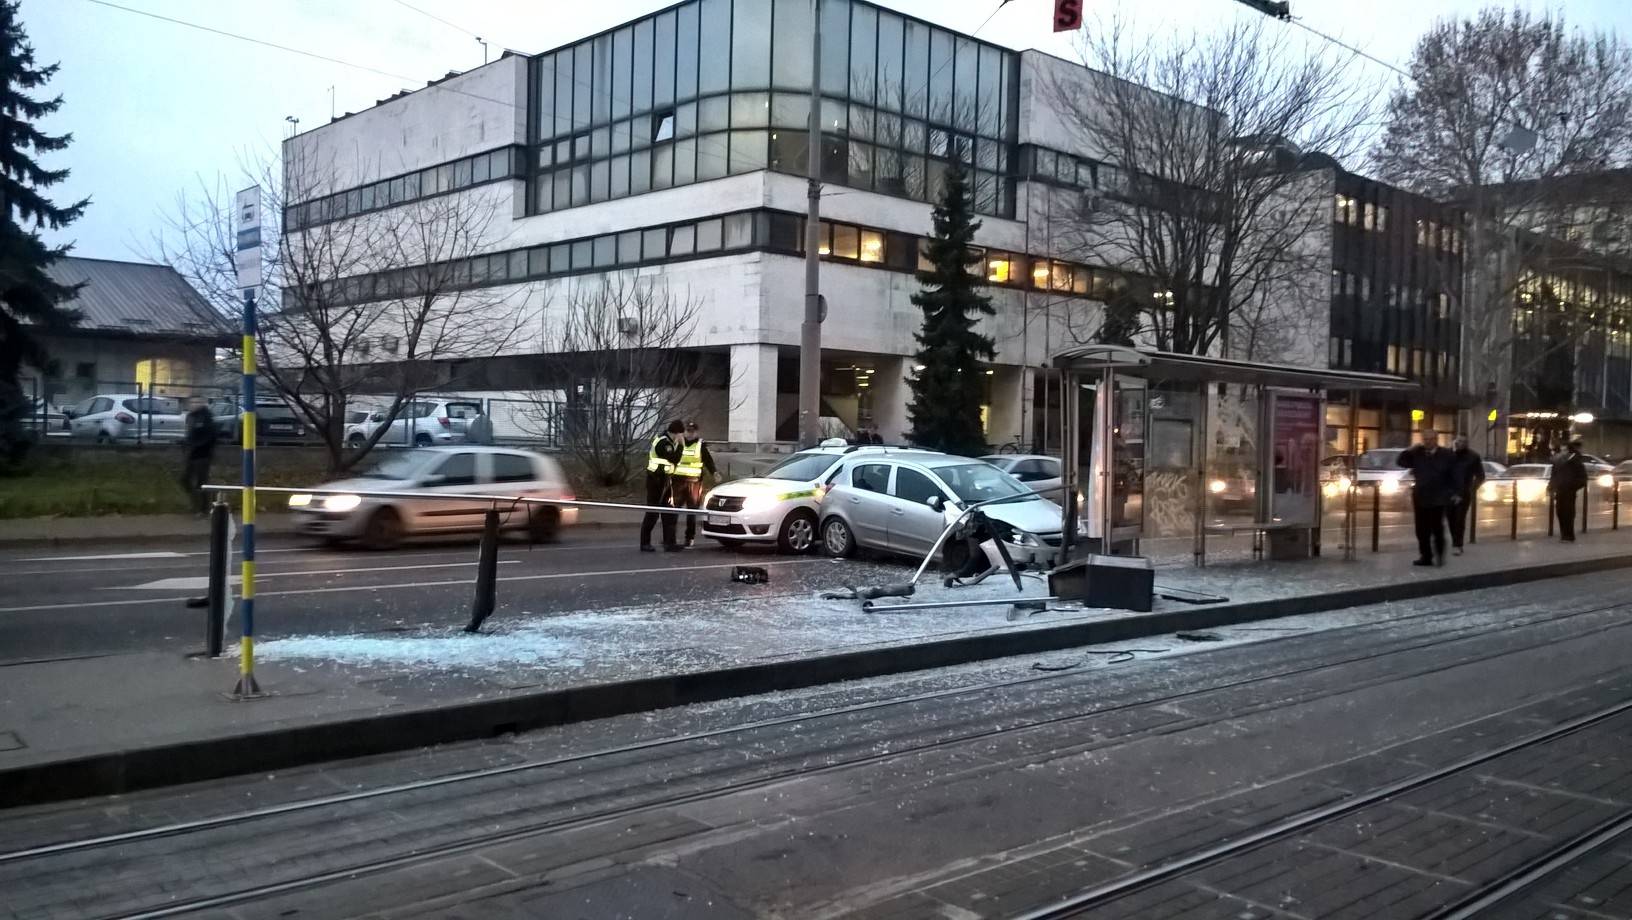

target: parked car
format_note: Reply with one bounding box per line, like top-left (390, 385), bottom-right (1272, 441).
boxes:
top-left (361, 398), bottom-right (484, 448)
top-left (818, 452), bottom-right (1071, 568)
top-left (27, 399), bottom-right (68, 433)
top-left (699, 443), bottom-right (926, 553)
top-left (344, 408), bottom-right (380, 448)
top-left (289, 447), bottom-right (576, 548)
top-left (978, 454), bottom-right (1064, 500)
top-left (66, 394), bottom-right (184, 442)
top-left (210, 397), bottom-right (312, 442)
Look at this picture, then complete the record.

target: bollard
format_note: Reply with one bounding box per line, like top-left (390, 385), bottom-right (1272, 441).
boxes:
top-left (1583, 482), bottom-right (1590, 534)
top-left (465, 507), bottom-right (502, 633)
top-left (1548, 491), bottom-right (1555, 536)
top-left (1370, 484), bottom-right (1380, 553)
top-left (1615, 480), bottom-right (1620, 531)
top-left (1469, 488), bottom-right (1478, 545)
top-left (1511, 485), bottom-right (1519, 540)
top-left (205, 500), bottom-right (229, 657)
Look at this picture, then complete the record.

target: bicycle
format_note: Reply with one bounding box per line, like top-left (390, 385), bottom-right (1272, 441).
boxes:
top-left (995, 434), bottom-right (1030, 455)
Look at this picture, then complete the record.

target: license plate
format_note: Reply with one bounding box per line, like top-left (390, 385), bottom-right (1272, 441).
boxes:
top-left (707, 514), bottom-right (730, 526)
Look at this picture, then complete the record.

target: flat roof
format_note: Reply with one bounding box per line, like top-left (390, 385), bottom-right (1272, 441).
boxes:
top-left (1051, 345), bottom-right (1418, 391)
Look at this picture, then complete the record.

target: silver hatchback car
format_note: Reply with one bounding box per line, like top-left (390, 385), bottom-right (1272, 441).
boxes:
top-left (818, 454), bottom-right (1069, 567)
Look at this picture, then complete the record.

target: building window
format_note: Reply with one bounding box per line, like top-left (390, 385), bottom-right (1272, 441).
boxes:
top-left (987, 254), bottom-right (1011, 283)
top-left (652, 110), bottom-right (675, 143)
top-left (859, 229), bottom-right (884, 263)
top-left (1362, 202), bottom-right (1376, 231)
top-left (831, 223), bottom-right (860, 260)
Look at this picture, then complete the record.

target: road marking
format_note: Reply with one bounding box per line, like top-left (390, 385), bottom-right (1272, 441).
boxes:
top-left (0, 558), bottom-right (830, 614)
top-left (19, 551), bottom-right (188, 562)
top-left (115, 560), bottom-right (522, 591)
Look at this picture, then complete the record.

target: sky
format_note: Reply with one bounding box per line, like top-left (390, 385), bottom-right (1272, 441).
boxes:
top-left (20, 0), bottom-right (1632, 262)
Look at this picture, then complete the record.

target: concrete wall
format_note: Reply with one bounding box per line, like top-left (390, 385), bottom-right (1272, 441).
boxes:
top-left (23, 337), bottom-right (220, 405)
top-left (285, 56), bottom-right (527, 192)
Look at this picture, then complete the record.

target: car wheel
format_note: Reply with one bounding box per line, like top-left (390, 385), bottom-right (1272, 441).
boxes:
top-left (363, 507), bottom-right (403, 550)
top-left (95, 430), bottom-right (112, 445)
top-left (821, 516), bottom-right (855, 558)
top-left (347, 433), bottom-right (365, 448)
top-left (528, 507), bottom-right (560, 543)
top-left (777, 510), bottom-right (818, 554)
top-left (413, 433), bottom-right (433, 447)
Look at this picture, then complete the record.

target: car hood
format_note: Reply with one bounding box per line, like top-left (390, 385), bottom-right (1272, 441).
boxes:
top-left (710, 477), bottom-right (816, 496)
top-left (977, 497), bottom-right (1065, 535)
top-left (309, 476), bottom-right (416, 494)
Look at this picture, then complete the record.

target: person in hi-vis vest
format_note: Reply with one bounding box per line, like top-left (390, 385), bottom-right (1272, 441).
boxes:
top-left (673, 419), bottom-right (718, 547)
top-left (640, 419), bottom-right (687, 551)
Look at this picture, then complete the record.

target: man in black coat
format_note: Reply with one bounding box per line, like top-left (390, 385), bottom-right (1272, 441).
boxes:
top-left (1549, 438), bottom-right (1588, 542)
top-left (1447, 436), bottom-right (1486, 555)
top-left (179, 397), bottom-right (218, 515)
top-left (1398, 431), bottom-right (1456, 566)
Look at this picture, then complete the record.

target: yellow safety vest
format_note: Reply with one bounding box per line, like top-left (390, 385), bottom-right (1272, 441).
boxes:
top-left (647, 435), bottom-right (675, 473)
top-left (674, 439), bottom-right (704, 478)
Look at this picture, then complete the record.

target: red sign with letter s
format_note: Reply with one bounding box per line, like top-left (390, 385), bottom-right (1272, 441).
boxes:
top-left (1054, 0), bottom-right (1083, 32)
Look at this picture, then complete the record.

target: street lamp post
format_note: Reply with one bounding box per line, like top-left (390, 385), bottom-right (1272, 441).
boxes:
top-left (798, 0), bottom-right (824, 448)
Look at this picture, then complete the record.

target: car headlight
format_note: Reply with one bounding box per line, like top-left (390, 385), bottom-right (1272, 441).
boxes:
top-left (1479, 483), bottom-right (1497, 501)
top-left (322, 494), bottom-right (362, 512)
top-left (288, 493), bottom-right (313, 508)
top-left (1338, 476), bottom-right (1352, 490)
top-left (1009, 531), bottom-right (1041, 547)
top-left (1598, 473), bottom-right (1614, 488)
top-left (1380, 478), bottom-right (1400, 495)
top-left (741, 493), bottom-right (778, 514)
top-left (1208, 479), bottom-right (1227, 494)
top-left (1518, 480), bottom-right (1545, 502)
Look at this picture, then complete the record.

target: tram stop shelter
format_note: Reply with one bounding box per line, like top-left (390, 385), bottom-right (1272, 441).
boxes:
top-left (1051, 345), bottom-right (1417, 566)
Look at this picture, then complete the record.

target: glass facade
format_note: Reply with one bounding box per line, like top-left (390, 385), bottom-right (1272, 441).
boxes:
top-left (528, 0), bottom-right (1019, 218)
top-left (285, 147), bottom-right (522, 232)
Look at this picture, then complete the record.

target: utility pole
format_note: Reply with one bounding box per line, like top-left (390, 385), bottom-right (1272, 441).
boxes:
top-left (798, 0), bottom-right (824, 448)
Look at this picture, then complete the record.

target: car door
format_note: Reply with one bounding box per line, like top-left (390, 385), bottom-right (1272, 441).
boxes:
top-left (842, 462), bottom-right (895, 548)
top-left (411, 451), bottom-right (489, 532)
top-left (489, 451), bottom-right (549, 527)
top-left (69, 397), bottom-right (104, 437)
top-left (888, 466), bottom-right (954, 557)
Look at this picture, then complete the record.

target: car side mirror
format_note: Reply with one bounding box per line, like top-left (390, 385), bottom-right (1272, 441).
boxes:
top-left (926, 495), bottom-right (942, 510)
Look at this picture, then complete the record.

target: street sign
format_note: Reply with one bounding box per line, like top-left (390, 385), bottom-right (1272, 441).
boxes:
top-left (1053, 0), bottom-right (1083, 31)
top-left (234, 186), bottom-right (262, 290)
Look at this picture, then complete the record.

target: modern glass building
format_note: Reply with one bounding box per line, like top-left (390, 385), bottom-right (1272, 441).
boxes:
top-left (283, 0), bottom-right (1333, 449)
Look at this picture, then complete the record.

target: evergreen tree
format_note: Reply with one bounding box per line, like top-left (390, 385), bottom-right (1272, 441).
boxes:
top-left (906, 156), bottom-right (994, 456)
top-left (0, 0), bottom-right (85, 457)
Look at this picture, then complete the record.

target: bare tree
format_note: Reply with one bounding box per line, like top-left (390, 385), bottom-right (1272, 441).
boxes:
top-left (1045, 16), bottom-right (1375, 361)
top-left (1371, 7), bottom-right (1632, 453)
top-left (153, 148), bottom-right (537, 473)
top-left (525, 273), bottom-right (710, 486)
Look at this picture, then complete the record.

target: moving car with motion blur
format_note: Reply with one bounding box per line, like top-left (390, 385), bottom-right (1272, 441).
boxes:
top-left (699, 442), bottom-right (931, 553)
top-left (1481, 460), bottom-right (1613, 504)
top-left (289, 446), bottom-right (576, 548)
top-left (818, 452), bottom-right (1074, 568)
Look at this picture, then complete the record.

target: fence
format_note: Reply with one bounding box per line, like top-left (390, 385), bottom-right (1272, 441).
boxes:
top-left (23, 378), bottom-right (237, 445)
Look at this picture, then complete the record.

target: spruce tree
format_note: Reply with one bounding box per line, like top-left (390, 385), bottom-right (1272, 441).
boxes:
top-left (0, 0), bottom-right (85, 456)
top-left (906, 156), bottom-right (994, 456)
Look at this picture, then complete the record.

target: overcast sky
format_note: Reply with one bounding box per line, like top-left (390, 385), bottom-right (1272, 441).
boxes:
top-left (21, 0), bottom-right (1632, 261)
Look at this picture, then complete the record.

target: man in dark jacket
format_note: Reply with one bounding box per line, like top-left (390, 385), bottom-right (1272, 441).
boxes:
top-left (179, 397), bottom-right (218, 515)
top-left (640, 419), bottom-right (687, 552)
top-left (1398, 431), bottom-right (1456, 566)
top-left (1447, 436), bottom-right (1486, 555)
top-left (1549, 438), bottom-right (1588, 542)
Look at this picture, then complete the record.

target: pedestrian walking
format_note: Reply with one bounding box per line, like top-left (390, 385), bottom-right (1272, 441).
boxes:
top-left (1398, 430), bottom-right (1456, 566)
top-left (1447, 435), bottom-right (1485, 555)
top-left (673, 419), bottom-right (718, 547)
top-left (465, 410), bottom-right (494, 445)
top-left (1549, 438), bottom-right (1588, 542)
top-left (639, 419), bottom-right (687, 552)
top-left (179, 396), bottom-right (218, 515)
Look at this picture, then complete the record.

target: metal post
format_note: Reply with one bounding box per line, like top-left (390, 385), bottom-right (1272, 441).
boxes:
top-left (1059, 368), bottom-right (1079, 561)
top-left (1101, 366), bottom-right (1116, 555)
top-left (1344, 389), bottom-right (1358, 561)
top-left (1548, 491), bottom-right (1555, 537)
top-left (1194, 381), bottom-right (1208, 567)
top-left (232, 288), bottom-right (263, 699)
top-left (465, 507), bottom-right (502, 633)
top-left (1469, 486), bottom-right (1478, 545)
top-left (1582, 480), bottom-right (1590, 534)
top-left (1614, 479), bottom-right (1620, 530)
top-left (797, 0), bottom-right (824, 448)
top-left (1371, 483), bottom-right (1380, 553)
top-left (1511, 483), bottom-right (1519, 539)
top-left (205, 499), bottom-right (228, 658)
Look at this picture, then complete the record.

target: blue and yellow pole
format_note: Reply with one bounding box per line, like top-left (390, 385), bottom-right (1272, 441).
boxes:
top-left (233, 287), bottom-right (263, 698)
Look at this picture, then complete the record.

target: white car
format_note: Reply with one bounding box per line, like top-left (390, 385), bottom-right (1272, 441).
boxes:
top-left (290, 446), bottom-right (578, 548)
top-left (364, 398), bottom-right (485, 448)
top-left (700, 444), bottom-right (937, 553)
top-left (66, 393), bottom-right (184, 442)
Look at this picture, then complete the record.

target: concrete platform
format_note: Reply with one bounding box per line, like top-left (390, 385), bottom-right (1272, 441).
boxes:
top-left (3, 527), bottom-right (1632, 806)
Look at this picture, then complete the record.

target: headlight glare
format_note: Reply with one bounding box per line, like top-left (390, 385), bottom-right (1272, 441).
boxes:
top-left (323, 493), bottom-right (362, 512)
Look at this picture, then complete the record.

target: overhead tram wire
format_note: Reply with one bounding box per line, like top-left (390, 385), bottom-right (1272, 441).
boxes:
top-left (389, 0), bottom-right (482, 40)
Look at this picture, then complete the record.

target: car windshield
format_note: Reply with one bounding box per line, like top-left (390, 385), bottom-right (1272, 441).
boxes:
top-left (1357, 449), bottom-right (1403, 470)
top-left (1507, 465), bottom-right (1550, 478)
top-left (764, 452), bottom-right (838, 482)
top-left (936, 463), bottom-right (1036, 504)
top-left (357, 450), bottom-right (437, 480)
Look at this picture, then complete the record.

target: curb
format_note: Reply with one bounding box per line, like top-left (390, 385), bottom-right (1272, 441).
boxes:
top-left (5, 549), bottom-right (1631, 807)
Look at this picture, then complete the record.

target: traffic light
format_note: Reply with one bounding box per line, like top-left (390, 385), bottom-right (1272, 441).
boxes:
top-left (1235, 0), bottom-right (1291, 20)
